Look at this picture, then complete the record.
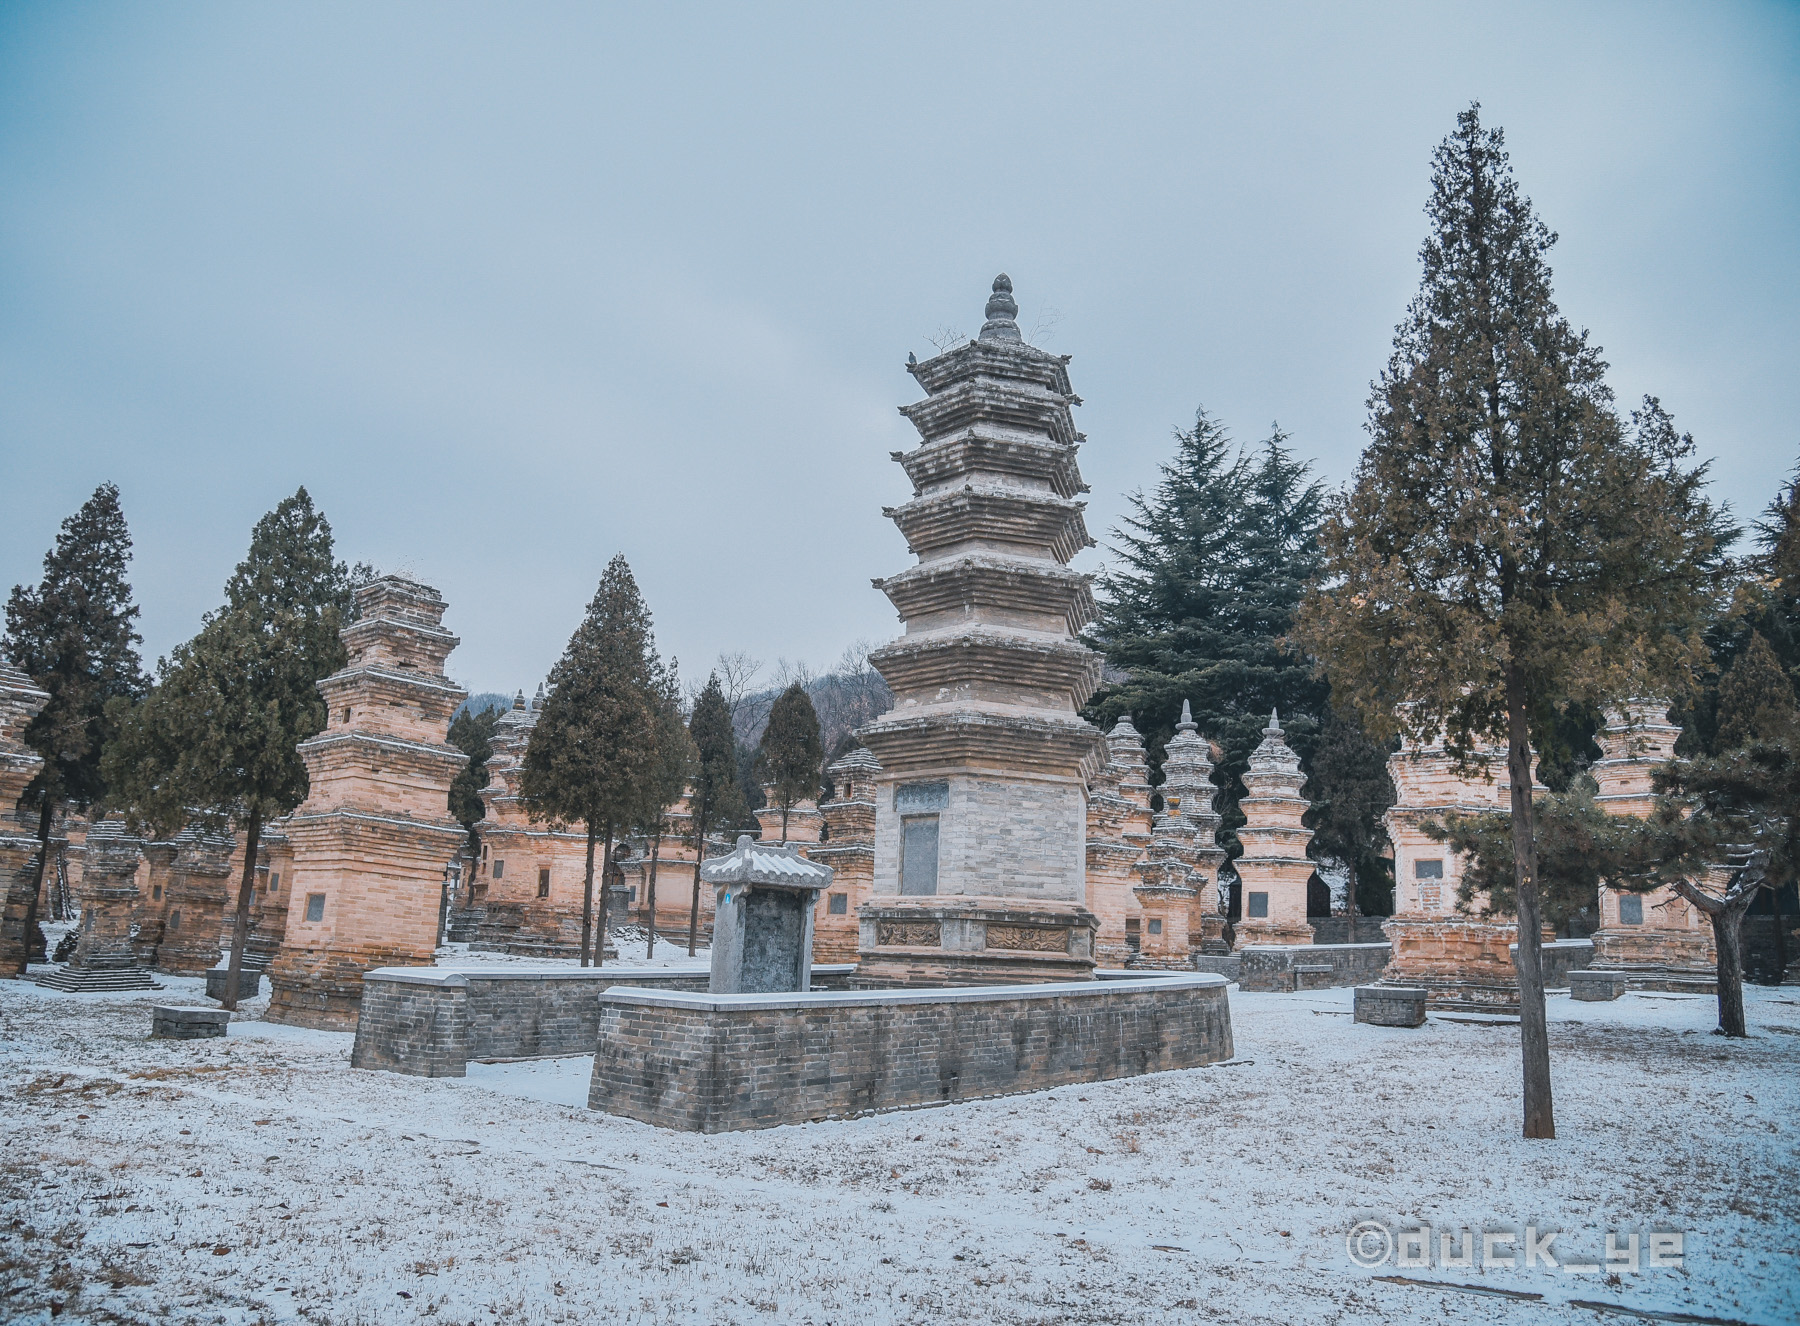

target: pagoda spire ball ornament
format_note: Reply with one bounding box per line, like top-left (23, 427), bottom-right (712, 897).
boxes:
top-left (980, 273), bottom-right (1022, 343)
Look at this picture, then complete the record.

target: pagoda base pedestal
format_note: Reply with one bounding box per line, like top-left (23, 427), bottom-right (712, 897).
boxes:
top-left (1192, 917), bottom-right (1232, 956)
top-left (266, 943), bottom-right (431, 1031)
top-left (1233, 921), bottom-right (1316, 948)
top-left (853, 897), bottom-right (1098, 988)
top-left (1381, 916), bottom-right (1553, 1012)
top-left (35, 962), bottom-right (160, 992)
top-left (1590, 927), bottom-right (1717, 993)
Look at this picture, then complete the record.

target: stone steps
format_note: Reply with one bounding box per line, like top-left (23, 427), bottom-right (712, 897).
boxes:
top-left (35, 965), bottom-right (161, 992)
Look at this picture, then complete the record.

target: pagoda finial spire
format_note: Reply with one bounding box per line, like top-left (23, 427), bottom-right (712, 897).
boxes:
top-left (979, 273), bottom-right (1021, 343)
top-left (1177, 699), bottom-right (1196, 731)
top-left (1267, 707), bottom-right (1281, 732)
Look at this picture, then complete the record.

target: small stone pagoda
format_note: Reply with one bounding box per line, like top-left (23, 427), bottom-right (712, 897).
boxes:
top-left (856, 275), bottom-right (1105, 986)
top-left (35, 816), bottom-right (158, 991)
top-left (266, 576), bottom-right (468, 1029)
top-left (1232, 711), bottom-right (1315, 946)
top-left (1158, 701), bottom-right (1231, 953)
top-left (153, 822), bottom-right (235, 976)
top-left (0, 661), bottom-right (50, 975)
top-left (1588, 700), bottom-right (1715, 990)
top-left (1086, 716), bottom-right (1156, 966)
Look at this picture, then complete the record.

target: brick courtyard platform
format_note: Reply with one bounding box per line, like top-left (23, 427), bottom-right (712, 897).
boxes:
top-left (587, 974), bottom-right (1233, 1133)
top-left (1236, 941), bottom-right (1392, 992)
top-left (349, 965), bottom-right (856, 1078)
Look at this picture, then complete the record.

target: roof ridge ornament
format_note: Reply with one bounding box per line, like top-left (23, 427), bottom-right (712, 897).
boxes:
top-left (979, 273), bottom-right (1022, 343)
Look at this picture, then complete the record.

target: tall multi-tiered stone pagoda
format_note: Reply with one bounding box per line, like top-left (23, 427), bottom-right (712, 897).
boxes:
top-left (855, 275), bottom-right (1106, 986)
top-left (266, 576), bottom-right (468, 1029)
top-left (1157, 700), bottom-right (1231, 953)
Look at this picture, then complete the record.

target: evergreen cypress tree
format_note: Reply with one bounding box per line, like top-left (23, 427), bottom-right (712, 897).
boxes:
top-left (1716, 633), bottom-right (1798, 751)
top-left (104, 488), bottom-right (350, 1007)
top-left (685, 673), bottom-right (744, 955)
top-left (447, 705), bottom-right (501, 833)
top-left (634, 659), bottom-right (694, 958)
top-left (521, 555), bottom-right (663, 966)
top-left (1086, 411), bottom-right (1330, 855)
top-left (1300, 705), bottom-right (1396, 919)
top-left (1293, 105), bottom-right (1734, 1137)
top-left (3, 483), bottom-right (147, 972)
top-left (757, 682), bottom-right (822, 841)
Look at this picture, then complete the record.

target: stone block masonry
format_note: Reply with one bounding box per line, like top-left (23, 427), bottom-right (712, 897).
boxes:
top-left (152, 1006), bottom-right (230, 1039)
top-left (1354, 985), bottom-right (1426, 1027)
top-left (351, 964), bottom-right (858, 1077)
top-left (1237, 942), bottom-right (1392, 992)
top-left (587, 974), bottom-right (1233, 1133)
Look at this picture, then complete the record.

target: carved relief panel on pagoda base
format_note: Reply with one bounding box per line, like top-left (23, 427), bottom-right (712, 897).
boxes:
top-left (852, 897), bottom-right (1099, 988)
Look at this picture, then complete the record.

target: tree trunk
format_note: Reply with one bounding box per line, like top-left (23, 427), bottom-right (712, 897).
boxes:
top-left (1714, 905), bottom-right (1748, 1038)
top-left (646, 828), bottom-right (662, 959)
top-left (221, 808), bottom-right (263, 1012)
top-left (16, 800), bottom-right (56, 974)
top-left (780, 801), bottom-right (790, 843)
top-left (1769, 884), bottom-right (1789, 986)
top-left (1672, 870), bottom-right (1762, 1038)
top-left (1504, 666), bottom-right (1555, 1139)
top-left (688, 832), bottom-right (704, 957)
top-left (580, 826), bottom-right (597, 968)
top-left (595, 828), bottom-right (612, 968)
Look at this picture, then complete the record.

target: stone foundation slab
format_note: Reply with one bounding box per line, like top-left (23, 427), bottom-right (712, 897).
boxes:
top-left (152, 1005), bottom-right (230, 1039)
top-left (1570, 969), bottom-right (1628, 1002)
top-left (1354, 985), bottom-right (1426, 1027)
top-left (588, 974), bottom-right (1233, 1133)
top-left (1238, 942), bottom-right (1391, 992)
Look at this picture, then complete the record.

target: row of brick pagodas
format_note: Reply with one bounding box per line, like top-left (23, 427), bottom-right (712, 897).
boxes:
top-left (265, 576), bottom-right (469, 1029)
top-left (1588, 699), bottom-right (1717, 991)
top-left (1379, 728), bottom-right (1552, 1010)
top-left (854, 275), bottom-right (1107, 987)
top-left (1085, 716), bottom-right (1156, 966)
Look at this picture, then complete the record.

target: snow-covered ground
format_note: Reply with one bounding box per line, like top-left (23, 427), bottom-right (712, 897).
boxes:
top-left (2, 969), bottom-right (1796, 1325)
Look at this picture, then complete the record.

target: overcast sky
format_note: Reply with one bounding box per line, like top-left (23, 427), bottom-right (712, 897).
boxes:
top-left (3, 3), bottom-right (1795, 698)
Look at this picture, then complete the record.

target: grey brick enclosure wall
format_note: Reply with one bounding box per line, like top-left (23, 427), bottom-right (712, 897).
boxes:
top-left (350, 965), bottom-right (856, 1077)
top-left (587, 974), bottom-right (1234, 1133)
top-left (1237, 942), bottom-right (1392, 992)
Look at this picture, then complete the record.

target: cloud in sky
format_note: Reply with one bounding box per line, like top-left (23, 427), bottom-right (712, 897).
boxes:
top-left (2, 2), bottom-right (1795, 693)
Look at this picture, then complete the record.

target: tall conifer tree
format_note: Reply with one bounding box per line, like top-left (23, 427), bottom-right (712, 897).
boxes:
top-left (1293, 106), bottom-right (1732, 1137)
top-left (634, 660), bottom-right (694, 958)
top-left (757, 682), bottom-right (822, 841)
top-left (521, 555), bottom-right (663, 966)
top-left (104, 488), bottom-right (351, 1007)
top-left (3, 483), bottom-right (147, 972)
top-left (684, 673), bottom-right (744, 955)
top-left (1087, 411), bottom-right (1364, 867)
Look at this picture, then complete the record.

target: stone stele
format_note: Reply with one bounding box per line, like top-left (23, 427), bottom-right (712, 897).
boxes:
top-left (704, 834), bottom-right (831, 994)
top-left (855, 275), bottom-right (1105, 986)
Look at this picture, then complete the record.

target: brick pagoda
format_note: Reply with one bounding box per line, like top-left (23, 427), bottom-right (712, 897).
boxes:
top-left (855, 275), bottom-right (1105, 985)
top-left (1231, 711), bottom-right (1316, 946)
top-left (0, 662), bottom-right (50, 975)
top-left (266, 576), bottom-right (468, 1029)
top-left (1588, 700), bottom-right (1716, 991)
top-left (1086, 716), bottom-right (1155, 966)
top-left (1158, 701), bottom-right (1231, 953)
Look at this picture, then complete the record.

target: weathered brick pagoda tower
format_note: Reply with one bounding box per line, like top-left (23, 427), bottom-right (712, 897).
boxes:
top-left (1086, 716), bottom-right (1156, 966)
top-left (1588, 700), bottom-right (1715, 990)
top-left (0, 662), bottom-right (50, 975)
top-left (811, 746), bottom-right (880, 964)
top-left (855, 274), bottom-right (1105, 986)
top-left (1379, 730), bottom-right (1548, 1009)
top-left (266, 576), bottom-right (468, 1029)
top-left (1233, 711), bottom-right (1316, 946)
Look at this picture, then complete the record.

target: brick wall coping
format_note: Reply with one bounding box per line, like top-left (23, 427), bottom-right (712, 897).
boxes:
top-left (1093, 967), bottom-right (1193, 980)
top-left (362, 962), bottom-right (860, 988)
top-left (597, 973), bottom-right (1224, 1014)
top-left (1237, 942), bottom-right (1392, 954)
